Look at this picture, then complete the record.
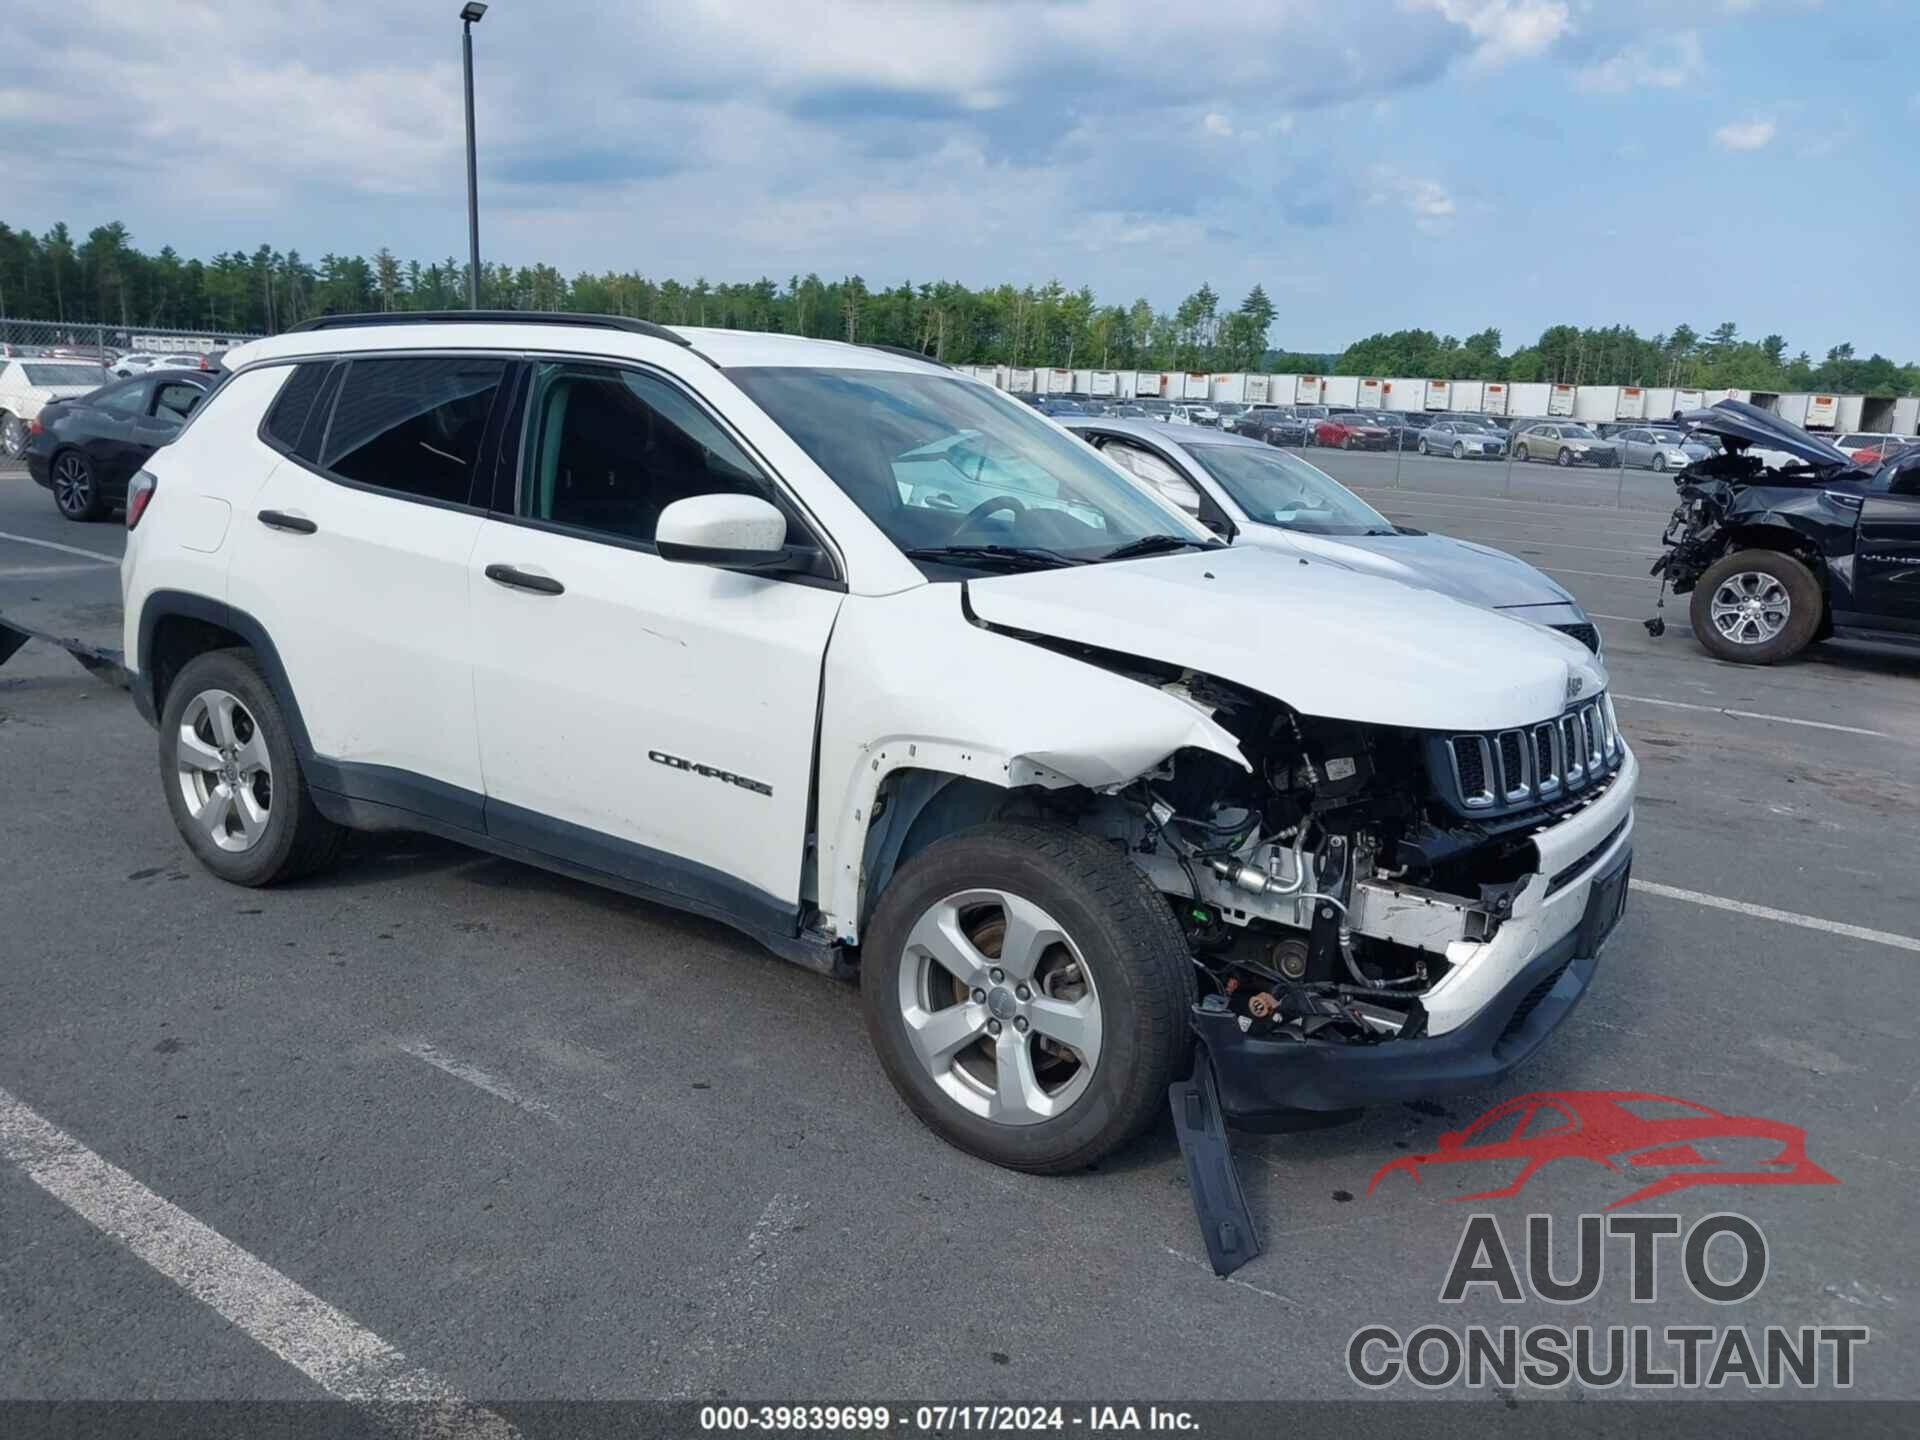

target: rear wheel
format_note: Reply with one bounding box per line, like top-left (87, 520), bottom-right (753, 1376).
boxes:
top-left (0, 412), bottom-right (25, 460)
top-left (1515, 442), bottom-right (1531, 463)
top-left (1689, 550), bottom-right (1823, 665)
top-left (861, 821), bottom-right (1193, 1173)
top-left (159, 648), bottom-right (346, 885)
top-left (52, 450), bottom-right (106, 521)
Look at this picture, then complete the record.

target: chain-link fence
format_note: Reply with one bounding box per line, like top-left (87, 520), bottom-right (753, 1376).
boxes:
top-left (0, 317), bottom-right (261, 462)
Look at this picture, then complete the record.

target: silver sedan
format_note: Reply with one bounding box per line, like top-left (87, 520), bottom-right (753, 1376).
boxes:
top-left (1612, 426), bottom-right (1695, 472)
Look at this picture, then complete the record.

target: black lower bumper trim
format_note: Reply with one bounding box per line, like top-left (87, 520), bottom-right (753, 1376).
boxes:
top-left (1168, 1059), bottom-right (1261, 1277)
top-left (1195, 850), bottom-right (1629, 1122)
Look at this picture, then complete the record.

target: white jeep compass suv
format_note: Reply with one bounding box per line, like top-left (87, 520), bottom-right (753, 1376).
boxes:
top-left (122, 313), bottom-right (1635, 1194)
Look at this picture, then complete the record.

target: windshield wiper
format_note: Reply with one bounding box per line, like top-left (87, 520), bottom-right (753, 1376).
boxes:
top-left (1101, 534), bottom-right (1220, 562)
top-left (903, 544), bottom-right (1081, 571)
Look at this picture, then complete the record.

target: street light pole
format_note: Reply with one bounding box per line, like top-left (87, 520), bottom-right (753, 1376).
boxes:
top-left (460, 3), bottom-right (488, 309)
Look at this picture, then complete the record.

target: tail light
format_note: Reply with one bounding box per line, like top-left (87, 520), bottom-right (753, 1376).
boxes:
top-left (26, 417), bottom-right (43, 437)
top-left (127, 470), bottom-right (158, 530)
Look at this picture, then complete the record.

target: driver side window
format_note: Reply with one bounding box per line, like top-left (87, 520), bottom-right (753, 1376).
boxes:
top-left (518, 363), bottom-right (795, 547)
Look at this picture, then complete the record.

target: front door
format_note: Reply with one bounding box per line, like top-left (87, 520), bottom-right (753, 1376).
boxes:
top-left (468, 359), bottom-right (843, 928)
top-left (1854, 470), bottom-right (1920, 631)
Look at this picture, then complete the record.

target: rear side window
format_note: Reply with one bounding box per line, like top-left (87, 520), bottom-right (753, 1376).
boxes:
top-left (262, 364), bottom-right (330, 453)
top-left (320, 357), bottom-right (507, 506)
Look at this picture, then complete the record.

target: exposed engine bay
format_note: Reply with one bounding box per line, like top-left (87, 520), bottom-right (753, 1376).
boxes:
top-left (1067, 661), bottom-right (1625, 1050)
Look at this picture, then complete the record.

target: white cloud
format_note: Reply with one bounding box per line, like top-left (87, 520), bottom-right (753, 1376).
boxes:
top-left (1414, 0), bottom-right (1571, 67)
top-left (1576, 31), bottom-right (1705, 92)
top-left (1368, 169), bottom-right (1460, 233)
top-left (1714, 117), bottom-right (1777, 151)
top-left (1203, 112), bottom-right (1234, 137)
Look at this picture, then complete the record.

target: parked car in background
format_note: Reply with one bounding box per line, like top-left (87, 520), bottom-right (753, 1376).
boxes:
top-left (0, 359), bottom-right (112, 459)
top-left (1832, 431), bottom-right (1906, 462)
top-left (111, 353), bottom-right (169, 378)
top-left (1511, 422), bottom-right (1619, 468)
top-left (1033, 399), bottom-right (1088, 417)
top-left (1312, 413), bottom-right (1392, 450)
top-left (1228, 405), bottom-right (1308, 446)
top-left (1611, 426), bottom-right (1696, 472)
top-left (1415, 418), bottom-right (1506, 459)
top-left (25, 369), bottom-right (219, 520)
top-left (1064, 418), bottom-right (1602, 650)
top-left (1654, 400), bottom-right (1920, 664)
top-left (1849, 437), bottom-right (1913, 467)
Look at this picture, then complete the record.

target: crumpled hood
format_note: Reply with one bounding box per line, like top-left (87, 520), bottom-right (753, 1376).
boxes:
top-left (965, 545), bottom-right (1604, 732)
top-left (1678, 399), bottom-right (1852, 471)
top-left (1273, 530), bottom-right (1576, 611)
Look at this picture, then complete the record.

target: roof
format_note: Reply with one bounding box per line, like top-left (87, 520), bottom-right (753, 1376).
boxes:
top-left (224, 313), bottom-right (957, 377)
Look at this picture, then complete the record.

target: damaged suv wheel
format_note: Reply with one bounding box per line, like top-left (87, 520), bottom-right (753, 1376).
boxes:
top-left (861, 821), bottom-right (1193, 1174)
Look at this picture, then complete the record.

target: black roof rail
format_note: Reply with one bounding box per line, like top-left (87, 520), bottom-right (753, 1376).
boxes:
top-left (861, 343), bottom-right (949, 369)
top-left (285, 310), bottom-right (691, 348)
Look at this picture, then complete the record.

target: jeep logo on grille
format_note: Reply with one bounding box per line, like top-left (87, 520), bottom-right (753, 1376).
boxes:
top-left (1567, 674), bottom-right (1585, 700)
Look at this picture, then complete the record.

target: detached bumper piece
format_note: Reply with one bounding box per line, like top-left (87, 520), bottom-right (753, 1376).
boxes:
top-left (0, 615), bottom-right (128, 689)
top-left (1168, 1059), bottom-right (1260, 1277)
top-left (1172, 851), bottom-right (1630, 1271)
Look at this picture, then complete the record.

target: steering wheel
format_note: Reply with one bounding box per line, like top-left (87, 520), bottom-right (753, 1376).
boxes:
top-left (951, 493), bottom-right (1029, 541)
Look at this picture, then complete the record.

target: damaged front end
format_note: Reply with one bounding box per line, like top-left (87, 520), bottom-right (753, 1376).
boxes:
top-left (1074, 663), bottom-right (1636, 1274)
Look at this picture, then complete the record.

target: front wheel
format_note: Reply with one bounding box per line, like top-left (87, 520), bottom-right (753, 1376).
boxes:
top-left (1451, 441), bottom-right (1466, 460)
top-left (1515, 443), bottom-right (1530, 463)
top-left (1556, 447), bottom-right (1573, 467)
top-left (1417, 439), bottom-right (1429, 455)
top-left (861, 821), bottom-right (1193, 1174)
top-left (1652, 452), bottom-right (1667, 473)
top-left (1689, 550), bottom-right (1823, 664)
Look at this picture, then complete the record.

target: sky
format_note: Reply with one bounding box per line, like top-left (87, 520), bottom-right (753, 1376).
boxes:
top-left (6, 0), bottom-right (1917, 359)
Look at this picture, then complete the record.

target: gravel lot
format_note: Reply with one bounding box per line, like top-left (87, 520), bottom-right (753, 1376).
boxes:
top-left (2, 448), bottom-right (1916, 1419)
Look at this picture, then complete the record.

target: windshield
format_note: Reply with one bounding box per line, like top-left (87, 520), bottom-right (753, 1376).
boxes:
top-left (1187, 445), bottom-right (1394, 535)
top-left (729, 368), bottom-right (1209, 568)
top-left (1561, 425), bottom-right (1598, 440)
top-left (23, 364), bottom-right (107, 387)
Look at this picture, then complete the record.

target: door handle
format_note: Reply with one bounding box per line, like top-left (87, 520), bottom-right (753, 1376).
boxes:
top-left (484, 563), bottom-right (565, 596)
top-left (257, 509), bottom-right (317, 534)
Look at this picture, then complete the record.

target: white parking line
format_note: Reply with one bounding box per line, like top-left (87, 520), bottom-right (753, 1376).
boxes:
top-left (1614, 692), bottom-right (1890, 738)
top-left (0, 1082), bottom-right (519, 1438)
top-left (0, 529), bottom-right (119, 564)
top-left (394, 1038), bottom-right (567, 1124)
top-left (1630, 881), bottom-right (1920, 955)
top-left (0, 562), bottom-right (115, 579)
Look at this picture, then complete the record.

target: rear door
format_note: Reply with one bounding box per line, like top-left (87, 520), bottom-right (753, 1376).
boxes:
top-left (82, 380), bottom-right (153, 483)
top-left (1853, 467), bottom-right (1920, 632)
top-left (468, 356), bottom-right (843, 926)
top-left (230, 353), bottom-right (510, 825)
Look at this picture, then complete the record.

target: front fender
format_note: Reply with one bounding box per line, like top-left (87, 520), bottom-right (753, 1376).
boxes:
top-left (814, 585), bottom-right (1246, 941)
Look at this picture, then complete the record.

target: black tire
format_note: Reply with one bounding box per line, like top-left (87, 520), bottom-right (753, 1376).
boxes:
top-left (1451, 441), bottom-right (1466, 460)
top-left (1688, 551), bottom-right (1823, 665)
top-left (1652, 452), bottom-right (1667, 473)
top-left (51, 449), bottom-right (107, 521)
top-left (861, 820), bottom-right (1194, 1174)
top-left (1515, 443), bottom-right (1530, 463)
top-left (1417, 439), bottom-right (1429, 455)
top-left (0, 411), bottom-right (24, 461)
top-left (1556, 447), bottom-right (1573, 467)
top-left (158, 648), bottom-right (347, 885)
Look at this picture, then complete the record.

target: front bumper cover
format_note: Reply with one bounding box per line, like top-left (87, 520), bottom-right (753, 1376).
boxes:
top-left (1192, 844), bottom-right (1631, 1122)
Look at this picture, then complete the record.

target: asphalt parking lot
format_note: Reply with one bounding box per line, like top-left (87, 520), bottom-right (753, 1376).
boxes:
top-left (3, 447), bottom-right (1917, 1418)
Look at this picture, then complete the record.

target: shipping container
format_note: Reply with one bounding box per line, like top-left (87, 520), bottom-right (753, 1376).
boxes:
top-left (1480, 382), bottom-right (1509, 416)
top-left (1355, 377), bottom-right (1385, 410)
top-left (1572, 386), bottom-right (1616, 423)
top-left (1834, 396), bottom-right (1863, 431)
top-left (1615, 386), bottom-right (1646, 420)
top-left (1323, 375), bottom-right (1360, 408)
top-left (1893, 396), bottom-right (1919, 436)
top-left (1089, 371), bottom-right (1118, 397)
top-left (1548, 384), bottom-right (1576, 417)
top-left (1424, 379), bottom-right (1452, 412)
top-left (1183, 372), bottom-right (1212, 400)
top-left (1508, 383), bottom-right (1550, 418)
top-left (1046, 368), bottom-right (1075, 395)
top-left (1135, 372), bottom-right (1166, 398)
top-left (1009, 367), bottom-right (1037, 393)
top-left (1859, 396), bottom-right (1898, 432)
top-left (1804, 394), bottom-right (1837, 429)
top-left (1673, 387), bottom-right (1703, 415)
top-left (1244, 374), bottom-right (1271, 404)
top-left (1295, 374), bottom-right (1324, 404)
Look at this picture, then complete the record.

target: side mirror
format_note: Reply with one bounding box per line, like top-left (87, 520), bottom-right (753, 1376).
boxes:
top-left (656, 494), bottom-right (800, 572)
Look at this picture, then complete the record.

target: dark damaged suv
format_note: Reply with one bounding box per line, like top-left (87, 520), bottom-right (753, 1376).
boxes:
top-left (1652, 400), bottom-right (1920, 664)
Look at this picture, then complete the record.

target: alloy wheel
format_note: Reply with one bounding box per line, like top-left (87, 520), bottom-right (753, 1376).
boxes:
top-left (174, 689), bottom-right (274, 853)
top-left (0, 414), bottom-right (25, 460)
top-left (53, 454), bottom-right (94, 516)
top-left (896, 889), bottom-right (1102, 1126)
top-left (1709, 572), bottom-right (1791, 646)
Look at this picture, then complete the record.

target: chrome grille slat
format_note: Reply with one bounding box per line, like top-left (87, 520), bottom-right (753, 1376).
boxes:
top-left (1433, 692), bottom-right (1622, 817)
